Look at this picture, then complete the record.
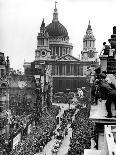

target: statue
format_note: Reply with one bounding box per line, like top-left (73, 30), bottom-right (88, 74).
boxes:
top-left (108, 39), bottom-right (116, 50)
top-left (113, 26), bottom-right (116, 34)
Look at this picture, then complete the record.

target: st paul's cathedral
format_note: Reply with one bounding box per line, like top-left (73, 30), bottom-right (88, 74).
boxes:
top-left (23, 3), bottom-right (98, 92)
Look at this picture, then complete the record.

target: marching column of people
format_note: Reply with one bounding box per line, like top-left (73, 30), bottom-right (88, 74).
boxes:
top-left (51, 108), bottom-right (76, 154)
top-left (68, 95), bottom-right (95, 155)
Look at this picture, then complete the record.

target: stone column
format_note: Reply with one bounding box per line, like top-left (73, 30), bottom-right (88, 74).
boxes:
top-left (52, 47), bottom-right (53, 56)
top-left (61, 47), bottom-right (62, 56)
top-left (58, 64), bottom-right (59, 75)
top-left (59, 47), bottom-right (60, 57)
top-left (91, 41), bottom-right (93, 47)
top-left (0, 69), bottom-right (1, 78)
top-left (65, 64), bottom-right (67, 75)
top-left (70, 64), bottom-right (71, 75)
top-left (99, 55), bottom-right (108, 72)
top-left (55, 65), bottom-right (57, 75)
top-left (56, 65), bottom-right (58, 75)
top-left (62, 64), bottom-right (64, 75)
top-left (55, 47), bottom-right (56, 57)
top-left (70, 64), bottom-right (72, 75)
top-left (88, 41), bottom-right (89, 47)
top-left (65, 64), bottom-right (66, 75)
top-left (93, 41), bottom-right (95, 47)
top-left (57, 64), bottom-right (58, 75)
top-left (72, 64), bottom-right (74, 75)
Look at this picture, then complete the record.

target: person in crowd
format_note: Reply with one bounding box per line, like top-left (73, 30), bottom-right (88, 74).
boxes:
top-left (93, 79), bottom-right (101, 105)
top-left (108, 39), bottom-right (116, 49)
top-left (98, 73), bottom-right (116, 118)
top-left (100, 42), bottom-right (110, 56)
top-left (77, 88), bottom-right (83, 98)
top-left (90, 66), bottom-right (101, 104)
top-left (94, 66), bottom-right (101, 79)
top-left (108, 39), bottom-right (116, 58)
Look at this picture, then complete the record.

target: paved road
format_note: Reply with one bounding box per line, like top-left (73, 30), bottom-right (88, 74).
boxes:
top-left (57, 124), bottom-right (72, 155)
top-left (35, 103), bottom-right (76, 155)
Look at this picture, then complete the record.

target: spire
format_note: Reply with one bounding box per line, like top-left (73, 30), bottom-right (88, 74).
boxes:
top-left (55, 1), bottom-right (57, 9)
top-left (87, 20), bottom-right (92, 30)
top-left (84, 20), bottom-right (95, 40)
top-left (53, 1), bottom-right (58, 22)
top-left (41, 18), bottom-right (45, 28)
top-left (40, 18), bottom-right (46, 33)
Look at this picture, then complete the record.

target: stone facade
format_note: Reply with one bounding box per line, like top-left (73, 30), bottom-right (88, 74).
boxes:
top-left (0, 52), bottom-right (10, 154)
top-left (23, 4), bottom-right (99, 93)
top-left (81, 20), bottom-right (98, 61)
top-left (9, 73), bottom-right (36, 116)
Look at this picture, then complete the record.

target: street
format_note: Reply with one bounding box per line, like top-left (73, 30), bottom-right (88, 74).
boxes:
top-left (35, 103), bottom-right (77, 155)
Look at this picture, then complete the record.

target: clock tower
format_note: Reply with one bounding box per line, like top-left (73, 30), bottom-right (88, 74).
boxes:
top-left (81, 20), bottom-right (97, 61)
top-left (35, 19), bottom-right (51, 61)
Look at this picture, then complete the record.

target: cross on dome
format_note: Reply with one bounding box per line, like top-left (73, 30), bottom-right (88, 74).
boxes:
top-left (55, 1), bottom-right (58, 9)
top-left (53, 1), bottom-right (58, 22)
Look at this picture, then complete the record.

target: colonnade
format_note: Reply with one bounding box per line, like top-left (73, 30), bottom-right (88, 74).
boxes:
top-left (50, 46), bottom-right (71, 57)
top-left (83, 40), bottom-right (95, 48)
top-left (53, 63), bottom-right (83, 76)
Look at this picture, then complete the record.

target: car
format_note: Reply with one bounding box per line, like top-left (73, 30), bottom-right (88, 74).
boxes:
top-left (56, 139), bottom-right (62, 144)
top-left (53, 142), bottom-right (60, 148)
top-left (52, 147), bottom-right (59, 153)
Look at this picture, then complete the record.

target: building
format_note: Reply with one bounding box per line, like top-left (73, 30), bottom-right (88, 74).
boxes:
top-left (104, 125), bottom-right (116, 155)
top-left (81, 20), bottom-right (98, 62)
top-left (24, 3), bottom-right (98, 93)
top-left (0, 53), bottom-right (10, 155)
top-left (89, 26), bottom-right (116, 153)
top-left (84, 125), bottom-right (116, 155)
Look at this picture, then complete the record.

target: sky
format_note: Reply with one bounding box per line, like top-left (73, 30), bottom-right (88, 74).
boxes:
top-left (0, 0), bottom-right (116, 71)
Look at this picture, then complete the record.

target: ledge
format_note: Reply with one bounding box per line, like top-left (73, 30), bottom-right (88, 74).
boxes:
top-left (89, 100), bottom-right (116, 124)
top-left (84, 149), bottom-right (102, 155)
top-left (99, 55), bottom-right (108, 59)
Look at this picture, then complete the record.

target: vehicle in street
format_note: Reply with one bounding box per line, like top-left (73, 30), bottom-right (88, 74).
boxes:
top-left (65, 127), bottom-right (68, 136)
top-left (51, 144), bottom-right (59, 153)
top-left (56, 139), bottom-right (62, 144)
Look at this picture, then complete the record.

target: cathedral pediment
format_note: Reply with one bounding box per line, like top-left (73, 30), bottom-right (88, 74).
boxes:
top-left (56, 54), bottom-right (80, 61)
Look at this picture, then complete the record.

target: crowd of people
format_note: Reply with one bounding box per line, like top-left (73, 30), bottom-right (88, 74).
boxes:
top-left (9, 72), bottom-right (116, 155)
top-left (68, 96), bottom-right (95, 155)
top-left (9, 114), bottom-right (32, 137)
top-left (53, 91), bottom-right (74, 103)
top-left (9, 105), bottom-right (60, 155)
top-left (59, 108), bottom-right (76, 133)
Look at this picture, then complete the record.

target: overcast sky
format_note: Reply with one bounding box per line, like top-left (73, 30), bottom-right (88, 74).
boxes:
top-left (0, 0), bottom-right (116, 70)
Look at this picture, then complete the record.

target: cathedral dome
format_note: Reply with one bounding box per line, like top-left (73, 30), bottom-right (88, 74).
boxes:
top-left (46, 21), bottom-right (68, 37)
top-left (45, 2), bottom-right (68, 38)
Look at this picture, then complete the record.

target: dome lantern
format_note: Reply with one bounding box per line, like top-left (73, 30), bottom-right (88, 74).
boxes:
top-left (53, 1), bottom-right (58, 22)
